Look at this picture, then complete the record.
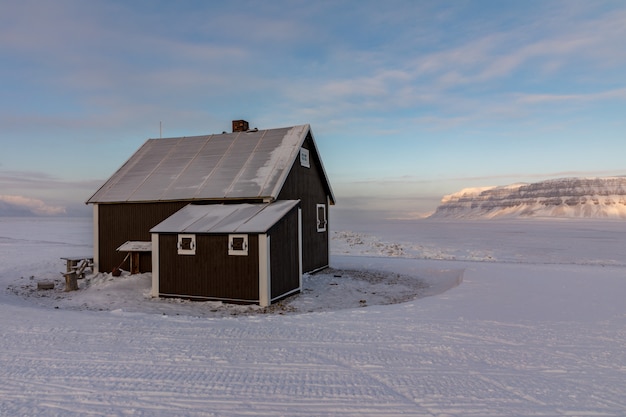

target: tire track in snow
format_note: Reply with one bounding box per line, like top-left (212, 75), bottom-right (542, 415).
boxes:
top-left (306, 348), bottom-right (430, 414)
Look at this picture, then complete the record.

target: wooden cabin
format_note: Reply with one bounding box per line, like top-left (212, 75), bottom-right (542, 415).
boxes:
top-left (150, 201), bottom-right (301, 305)
top-left (86, 121), bottom-right (335, 306)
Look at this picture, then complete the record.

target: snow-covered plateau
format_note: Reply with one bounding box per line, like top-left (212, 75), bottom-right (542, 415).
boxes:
top-left (431, 176), bottom-right (626, 219)
top-left (1, 216), bottom-right (626, 416)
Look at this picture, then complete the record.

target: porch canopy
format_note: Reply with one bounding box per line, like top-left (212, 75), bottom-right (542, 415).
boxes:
top-left (150, 200), bottom-right (300, 234)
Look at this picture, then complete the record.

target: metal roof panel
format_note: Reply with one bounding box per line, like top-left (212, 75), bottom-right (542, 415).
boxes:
top-left (86, 124), bottom-right (334, 204)
top-left (150, 200), bottom-right (300, 234)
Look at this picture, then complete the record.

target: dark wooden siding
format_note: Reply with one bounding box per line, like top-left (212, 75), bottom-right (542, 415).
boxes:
top-left (159, 234), bottom-right (259, 303)
top-left (97, 202), bottom-right (189, 273)
top-left (269, 207), bottom-right (300, 300)
top-left (278, 133), bottom-right (329, 272)
top-left (138, 252), bottom-right (152, 273)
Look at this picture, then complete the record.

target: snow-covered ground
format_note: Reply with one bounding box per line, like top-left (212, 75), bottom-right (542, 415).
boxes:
top-left (1, 216), bottom-right (625, 416)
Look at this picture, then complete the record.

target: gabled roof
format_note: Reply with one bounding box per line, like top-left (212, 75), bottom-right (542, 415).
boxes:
top-left (87, 124), bottom-right (335, 204)
top-left (150, 200), bottom-right (300, 234)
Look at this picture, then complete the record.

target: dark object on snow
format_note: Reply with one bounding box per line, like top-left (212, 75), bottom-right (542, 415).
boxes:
top-left (111, 253), bottom-right (130, 277)
top-left (37, 281), bottom-right (54, 290)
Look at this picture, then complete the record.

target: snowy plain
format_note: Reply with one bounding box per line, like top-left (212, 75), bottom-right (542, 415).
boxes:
top-left (1, 215), bottom-right (625, 416)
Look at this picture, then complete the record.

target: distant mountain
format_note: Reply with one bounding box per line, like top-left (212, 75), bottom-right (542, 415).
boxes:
top-left (430, 177), bottom-right (626, 219)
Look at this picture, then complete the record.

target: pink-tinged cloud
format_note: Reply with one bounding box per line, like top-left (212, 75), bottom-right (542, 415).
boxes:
top-left (0, 195), bottom-right (66, 216)
top-left (515, 88), bottom-right (626, 105)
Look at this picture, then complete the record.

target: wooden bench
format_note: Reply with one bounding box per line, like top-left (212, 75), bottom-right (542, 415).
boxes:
top-left (60, 256), bottom-right (94, 291)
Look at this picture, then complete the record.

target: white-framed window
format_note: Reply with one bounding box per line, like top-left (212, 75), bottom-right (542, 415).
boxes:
top-left (228, 234), bottom-right (249, 256)
top-left (316, 204), bottom-right (327, 232)
top-left (300, 147), bottom-right (310, 168)
top-left (177, 234), bottom-right (196, 255)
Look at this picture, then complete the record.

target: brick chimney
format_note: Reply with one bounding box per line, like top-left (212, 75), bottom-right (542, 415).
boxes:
top-left (232, 120), bottom-right (249, 132)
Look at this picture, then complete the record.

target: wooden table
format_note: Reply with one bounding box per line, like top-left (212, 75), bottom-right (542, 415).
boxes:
top-left (116, 241), bottom-right (152, 274)
top-left (60, 256), bottom-right (93, 291)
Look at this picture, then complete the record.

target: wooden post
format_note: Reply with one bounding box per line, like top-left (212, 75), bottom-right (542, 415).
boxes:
top-left (151, 234), bottom-right (159, 298)
top-left (131, 252), bottom-right (140, 274)
top-left (63, 272), bottom-right (78, 291)
top-left (258, 234), bottom-right (271, 307)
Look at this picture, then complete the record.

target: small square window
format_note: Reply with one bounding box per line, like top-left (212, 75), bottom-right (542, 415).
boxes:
top-left (316, 204), bottom-right (327, 232)
top-left (229, 234), bottom-right (248, 256)
top-left (177, 234), bottom-right (196, 255)
top-left (300, 148), bottom-right (310, 168)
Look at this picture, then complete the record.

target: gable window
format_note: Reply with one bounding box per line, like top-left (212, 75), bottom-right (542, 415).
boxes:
top-left (316, 204), bottom-right (327, 232)
top-left (300, 147), bottom-right (310, 168)
top-left (229, 234), bottom-right (249, 256)
top-left (177, 234), bottom-right (196, 255)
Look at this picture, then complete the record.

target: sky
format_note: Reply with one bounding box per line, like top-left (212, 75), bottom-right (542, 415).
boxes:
top-left (1, 0), bottom-right (625, 218)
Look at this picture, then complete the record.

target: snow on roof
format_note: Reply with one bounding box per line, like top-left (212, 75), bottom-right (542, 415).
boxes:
top-left (87, 125), bottom-right (317, 203)
top-left (116, 241), bottom-right (152, 252)
top-left (150, 200), bottom-right (300, 234)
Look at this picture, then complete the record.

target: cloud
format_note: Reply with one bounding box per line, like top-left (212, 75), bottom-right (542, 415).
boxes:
top-left (0, 170), bottom-right (100, 190)
top-left (3, 0), bottom-right (622, 143)
top-left (283, 3), bottom-right (626, 130)
top-left (0, 195), bottom-right (66, 216)
top-left (401, 170), bottom-right (626, 187)
top-left (515, 88), bottom-right (626, 105)
top-left (0, 170), bottom-right (103, 215)
top-left (331, 195), bottom-right (438, 222)
top-left (417, 7), bottom-right (626, 88)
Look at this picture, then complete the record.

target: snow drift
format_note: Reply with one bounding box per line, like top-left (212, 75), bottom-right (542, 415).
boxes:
top-left (431, 176), bottom-right (626, 219)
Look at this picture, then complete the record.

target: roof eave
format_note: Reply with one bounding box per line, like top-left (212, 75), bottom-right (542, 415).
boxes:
top-left (307, 127), bottom-right (336, 205)
top-left (87, 196), bottom-right (276, 205)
